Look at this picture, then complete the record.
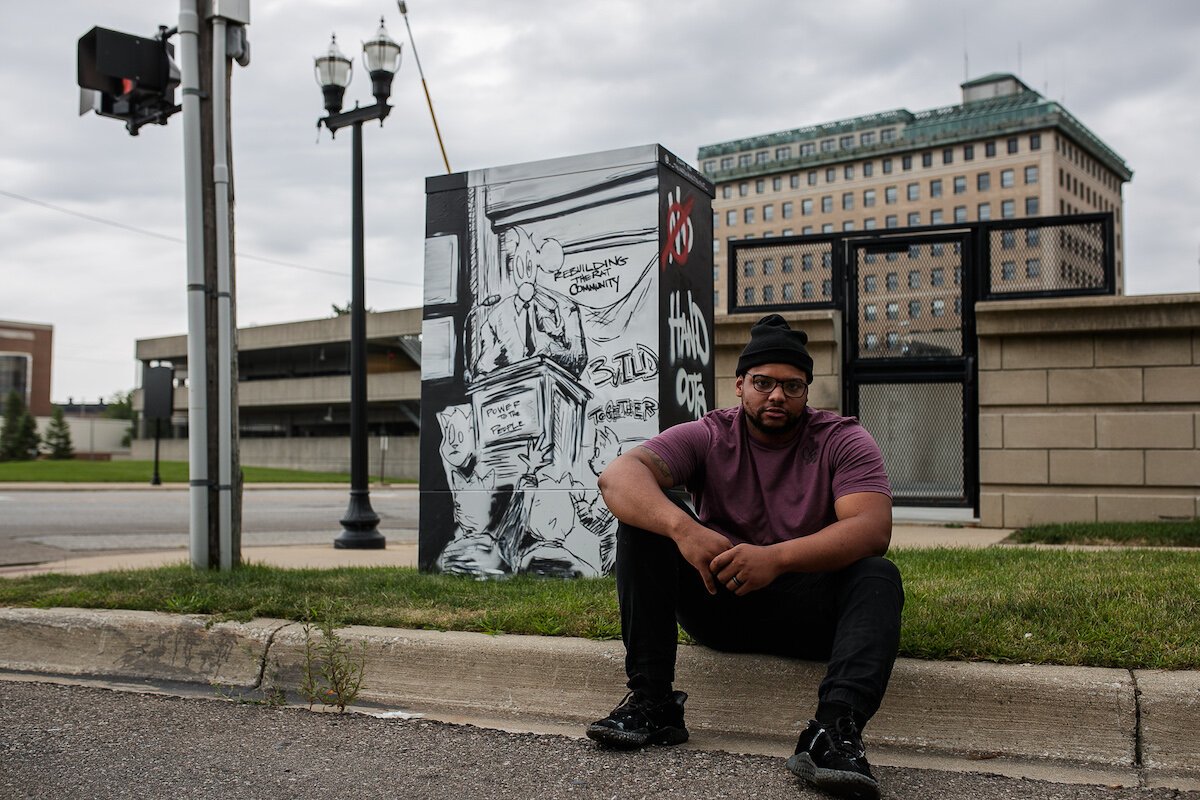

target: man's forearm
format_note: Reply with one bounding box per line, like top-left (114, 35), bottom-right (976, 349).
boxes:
top-left (596, 456), bottom-right (694, 541)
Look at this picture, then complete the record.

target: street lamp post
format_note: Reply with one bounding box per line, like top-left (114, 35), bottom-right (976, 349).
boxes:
top-left (315, 21), bottom-right (401, 549)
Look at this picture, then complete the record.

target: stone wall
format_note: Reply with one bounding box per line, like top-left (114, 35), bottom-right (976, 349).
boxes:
top-left (976, 294), bottom-right (1200, 527)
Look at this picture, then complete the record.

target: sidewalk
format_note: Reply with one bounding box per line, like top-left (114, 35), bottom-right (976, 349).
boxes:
top-left (1, 518), bottom-right (1197, 790)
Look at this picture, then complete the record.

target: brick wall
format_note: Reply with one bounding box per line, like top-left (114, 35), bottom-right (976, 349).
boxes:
top-left (976, 294), bottom-right (1200, 527)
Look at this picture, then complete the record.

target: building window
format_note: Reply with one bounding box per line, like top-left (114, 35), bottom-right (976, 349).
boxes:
top-left (776, 146), bottom-right (792, 161)
top-left (861, 131), bottom-right (876, 146)
top-left (964, 144), bottom-right (975, 161)
top-left (922, 152), bottom-right (933, 167)
top-left (821, 139), bottom-right (836, 152)
top-left (933, 209), bottom-right (946, 225)
top-left (763, 258), bottom-right (775, 275)
top-left (739, 182), bottom-right (749, 197)
top-left (908, 245), bottom-right (921, 260)
top-left (720, 157), bottom-right (733, 170)
top-left (822, 279), bottom-right (832, 297)
top-left (885, 186), bottom-right (898, 204)
top-left (802, 281), bottom-right (814, 298)
top-left (1001, 169), bottom-right (1015, 188)
top-left (782, 201), bottom-right (794, 219)
top-left (943, 148), bottom-right (954, 164)
top-left (863, 161), bottom-right (874, 177)
top-left (954, 265), bottom-right (962, 285)
top-left (821, 196), bottom-right (833, 213)
top-left (703, 160), bottom-right (715, 173)
top-left (908, 300), bottom-right (921, 319)
top-left (791, 174), bottom-right (801, 188)
top-left (808, 171), bottom-right (818, 186)
top-left (1001, 199), bottom-right (1015, 219)
top-left (885, 214), bottom-right (898, 229)
top-left (800, 143), bottom-right (816, 156)
top-left (864, 274), bottom-right (878, 292)
top-left (1007, 137), bottom-right (1019, 154)
top-left (978, 202), bottom-right (991, 221)
top-left (843, 192), bottom-right (854, 211)
top-left (902, 155), bottom-right (913, 170)
top-left (1030, 133), bottom-right (1041, 151)
top-left (722, 185), bottom-right (732, 199)
top-left (713, 240), bottom-right (720, 254)
top-left (763, 285), bottom-right (775, 302)
top-left (842, 220), bottom-right (855, 231)
top-left (840, 135), bottom-right (854, 149)
top-left (1001, 230), bottom-right (1016, 249)
top-left (907, 270), bottom-right (920, 289)
top-left (1026, 228), bottom-right (1041, 247)
top-left (756, 179), bottom-right (765, 193)
top-left (1025, 165), bottom-right (1039, 184)
top-left (726, 210), bottom-right (737, 226)
top-left (930, 178), bottom-right (943, 198)
top-left (931, 267), bottom-right (945, 286)
top-left (886, 331), bottom-right (899, 350)
top-left (1001, 261), bottom-right (1016, 280)
top-left (773, 176), bottom-right (782, 191)
top-left (801, 199), bottom-right (813, 216)
top-left (1026, 258), bottom-right (1042, 278)
top-left (844, 165), bottom-right (855, 180)
top-left (743, 261), bottom-right (755, 277)
top-left (826, 167), bottom-right (837, 183)
top-left (954, 297), bottom-right (962, 316)
top-left (802, 254), bottom-right (813, 271)
top-left (865, 304), bottom-right (878, 321)
top-left (985, 141), bottom-right (996, 157)
top-left (763, 204), bottom-right (775, 221)
top-left (756, 151), bottom-right (769, 164)
top-left (782, 256), bottom-right (794, 273)
top-left (881, 128), bottom-right (896, 142)
top-left (977, 172), bottom-right (991, 191)
top-left (782, 283), bottom-right (795, 300)
top-left (744, 286), bottom-right (756, 303)
top-left (863, 333), bottom-right (878, 351)
top-left (886, 273), bottom-right (899, 291)
top-left (1026, 196), bottom-right (1040, 215)
top-left (882, 158), bottom-right (893, 174)
top-left (907, 183), bottom-right (920, 201)
top-left (738, 154), bottom-right (753, 167)
top-left (863, 189), bottom-right (876, 207)
top-left (932, 299), bottom-right (945, 317)
top-left (953, 175), bottom-right (966, 194)
top-left (954, 205), bottom-right (967, 223)
top-left (886, 301), bottom-right (899, 320)
top-left (744, 207), bottom-right (755, 224)
top-left (907, 212), bottom-right (920, 226)
top-left (863, 217), bottom-right (877, 230)
top-left (931, 242), bottom-right (944, 255)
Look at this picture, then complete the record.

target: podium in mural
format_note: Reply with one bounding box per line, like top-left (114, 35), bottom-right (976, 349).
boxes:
top-left (420, 145), bottom-right (714, 577)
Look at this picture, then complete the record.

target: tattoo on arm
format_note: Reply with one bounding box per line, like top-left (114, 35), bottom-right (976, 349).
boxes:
top-left (637, 446), bottom-right (675, 486)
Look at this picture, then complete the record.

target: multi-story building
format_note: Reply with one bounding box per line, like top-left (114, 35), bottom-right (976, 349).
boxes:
top-left (0, 319), bottom-right (53, 416)
top-left (698, 73), bottom-right (1133, 310)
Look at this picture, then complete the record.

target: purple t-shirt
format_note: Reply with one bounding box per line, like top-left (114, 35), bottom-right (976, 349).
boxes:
top-left (642, 406), bottom-right (891, 546)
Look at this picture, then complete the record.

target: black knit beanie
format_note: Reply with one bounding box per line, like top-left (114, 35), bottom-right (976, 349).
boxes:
top-left (736, 314), bottom-right (813, 382)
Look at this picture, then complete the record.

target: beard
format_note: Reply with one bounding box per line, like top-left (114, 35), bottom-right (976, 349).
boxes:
top-left (744, 402), bottom-right (804, 437)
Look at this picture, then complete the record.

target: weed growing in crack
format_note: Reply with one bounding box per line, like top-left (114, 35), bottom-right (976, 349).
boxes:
top-left (300, 601), bottom-right (366, 713)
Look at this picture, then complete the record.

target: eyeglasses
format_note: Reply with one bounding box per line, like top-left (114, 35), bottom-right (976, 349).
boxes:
top-left (747, 373), bottom-right (809, 398)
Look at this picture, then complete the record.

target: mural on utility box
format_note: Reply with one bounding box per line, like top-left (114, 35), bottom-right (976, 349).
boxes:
top-left (420, 146), bottom-right (713, 578)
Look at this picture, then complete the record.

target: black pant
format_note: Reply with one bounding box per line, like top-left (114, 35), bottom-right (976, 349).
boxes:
top-left (615, 518), bottom-right (904, 723)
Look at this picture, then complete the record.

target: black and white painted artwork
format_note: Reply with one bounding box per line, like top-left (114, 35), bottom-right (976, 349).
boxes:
top-left (420, 145), bottom-right (713, 578)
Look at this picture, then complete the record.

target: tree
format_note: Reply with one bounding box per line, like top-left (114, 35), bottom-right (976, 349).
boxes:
top-left (0, 391), bottom-right (40, 461)
top-left (44, 406), bottom-right (74, 460)
top-left (103, 390), bottom-right (137, 448)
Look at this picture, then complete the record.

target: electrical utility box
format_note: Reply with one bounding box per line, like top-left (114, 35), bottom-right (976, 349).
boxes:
top-left (420, 144), bottom-right (714, 578)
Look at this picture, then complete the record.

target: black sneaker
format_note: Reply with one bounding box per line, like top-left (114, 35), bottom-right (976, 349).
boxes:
top-left (585, 690), bottom-right (689, 749)
top-left (786, 717), bottom-right (879, 800)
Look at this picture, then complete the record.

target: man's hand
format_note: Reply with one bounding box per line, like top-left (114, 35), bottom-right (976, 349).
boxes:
top-left (710, 543), bottom-right (783, 596)
top-left (672, 524), bottom-right (733, 595)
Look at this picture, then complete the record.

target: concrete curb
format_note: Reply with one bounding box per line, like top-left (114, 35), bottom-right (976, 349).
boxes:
top-left (1, 607), bottom-right (1197, 786)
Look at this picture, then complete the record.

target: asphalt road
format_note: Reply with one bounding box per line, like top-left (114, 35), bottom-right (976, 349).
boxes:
top-left (1, 681), bottom-right (1193, 800)
top-left (0, 488), bottom-right (419, 565)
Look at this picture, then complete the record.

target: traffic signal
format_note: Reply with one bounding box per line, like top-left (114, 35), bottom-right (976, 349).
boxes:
top-left (78, 26), bottom-right (181, 135)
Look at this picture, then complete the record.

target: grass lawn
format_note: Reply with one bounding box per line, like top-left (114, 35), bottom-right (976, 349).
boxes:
top-left (2, 547), bottom-right (1198, 670)
top-left (1006, 520), bottom-right (1200, 548)
top-left (0, 460), bottom-right (363, 484)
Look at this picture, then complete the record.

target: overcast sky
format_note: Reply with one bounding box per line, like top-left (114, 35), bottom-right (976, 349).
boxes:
top-left (2, 0), bottom-right (1198, 403)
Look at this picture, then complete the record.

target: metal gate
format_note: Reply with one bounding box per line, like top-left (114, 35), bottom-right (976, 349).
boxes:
top-left (844, 233), bottom-right (976, 508)
top-left (726, 213), bottom-right (1116, 514)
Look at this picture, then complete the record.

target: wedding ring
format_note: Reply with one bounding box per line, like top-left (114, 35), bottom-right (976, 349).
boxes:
top-left (731, 576), bottom-right (743, 588)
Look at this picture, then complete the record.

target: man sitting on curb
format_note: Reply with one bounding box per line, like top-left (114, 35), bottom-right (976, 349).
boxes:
top-left (586, 314), bottom-right (904, 800)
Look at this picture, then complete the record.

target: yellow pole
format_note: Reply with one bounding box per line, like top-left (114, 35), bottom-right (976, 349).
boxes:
top-left (398, 1), bottom-right (451, 174)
